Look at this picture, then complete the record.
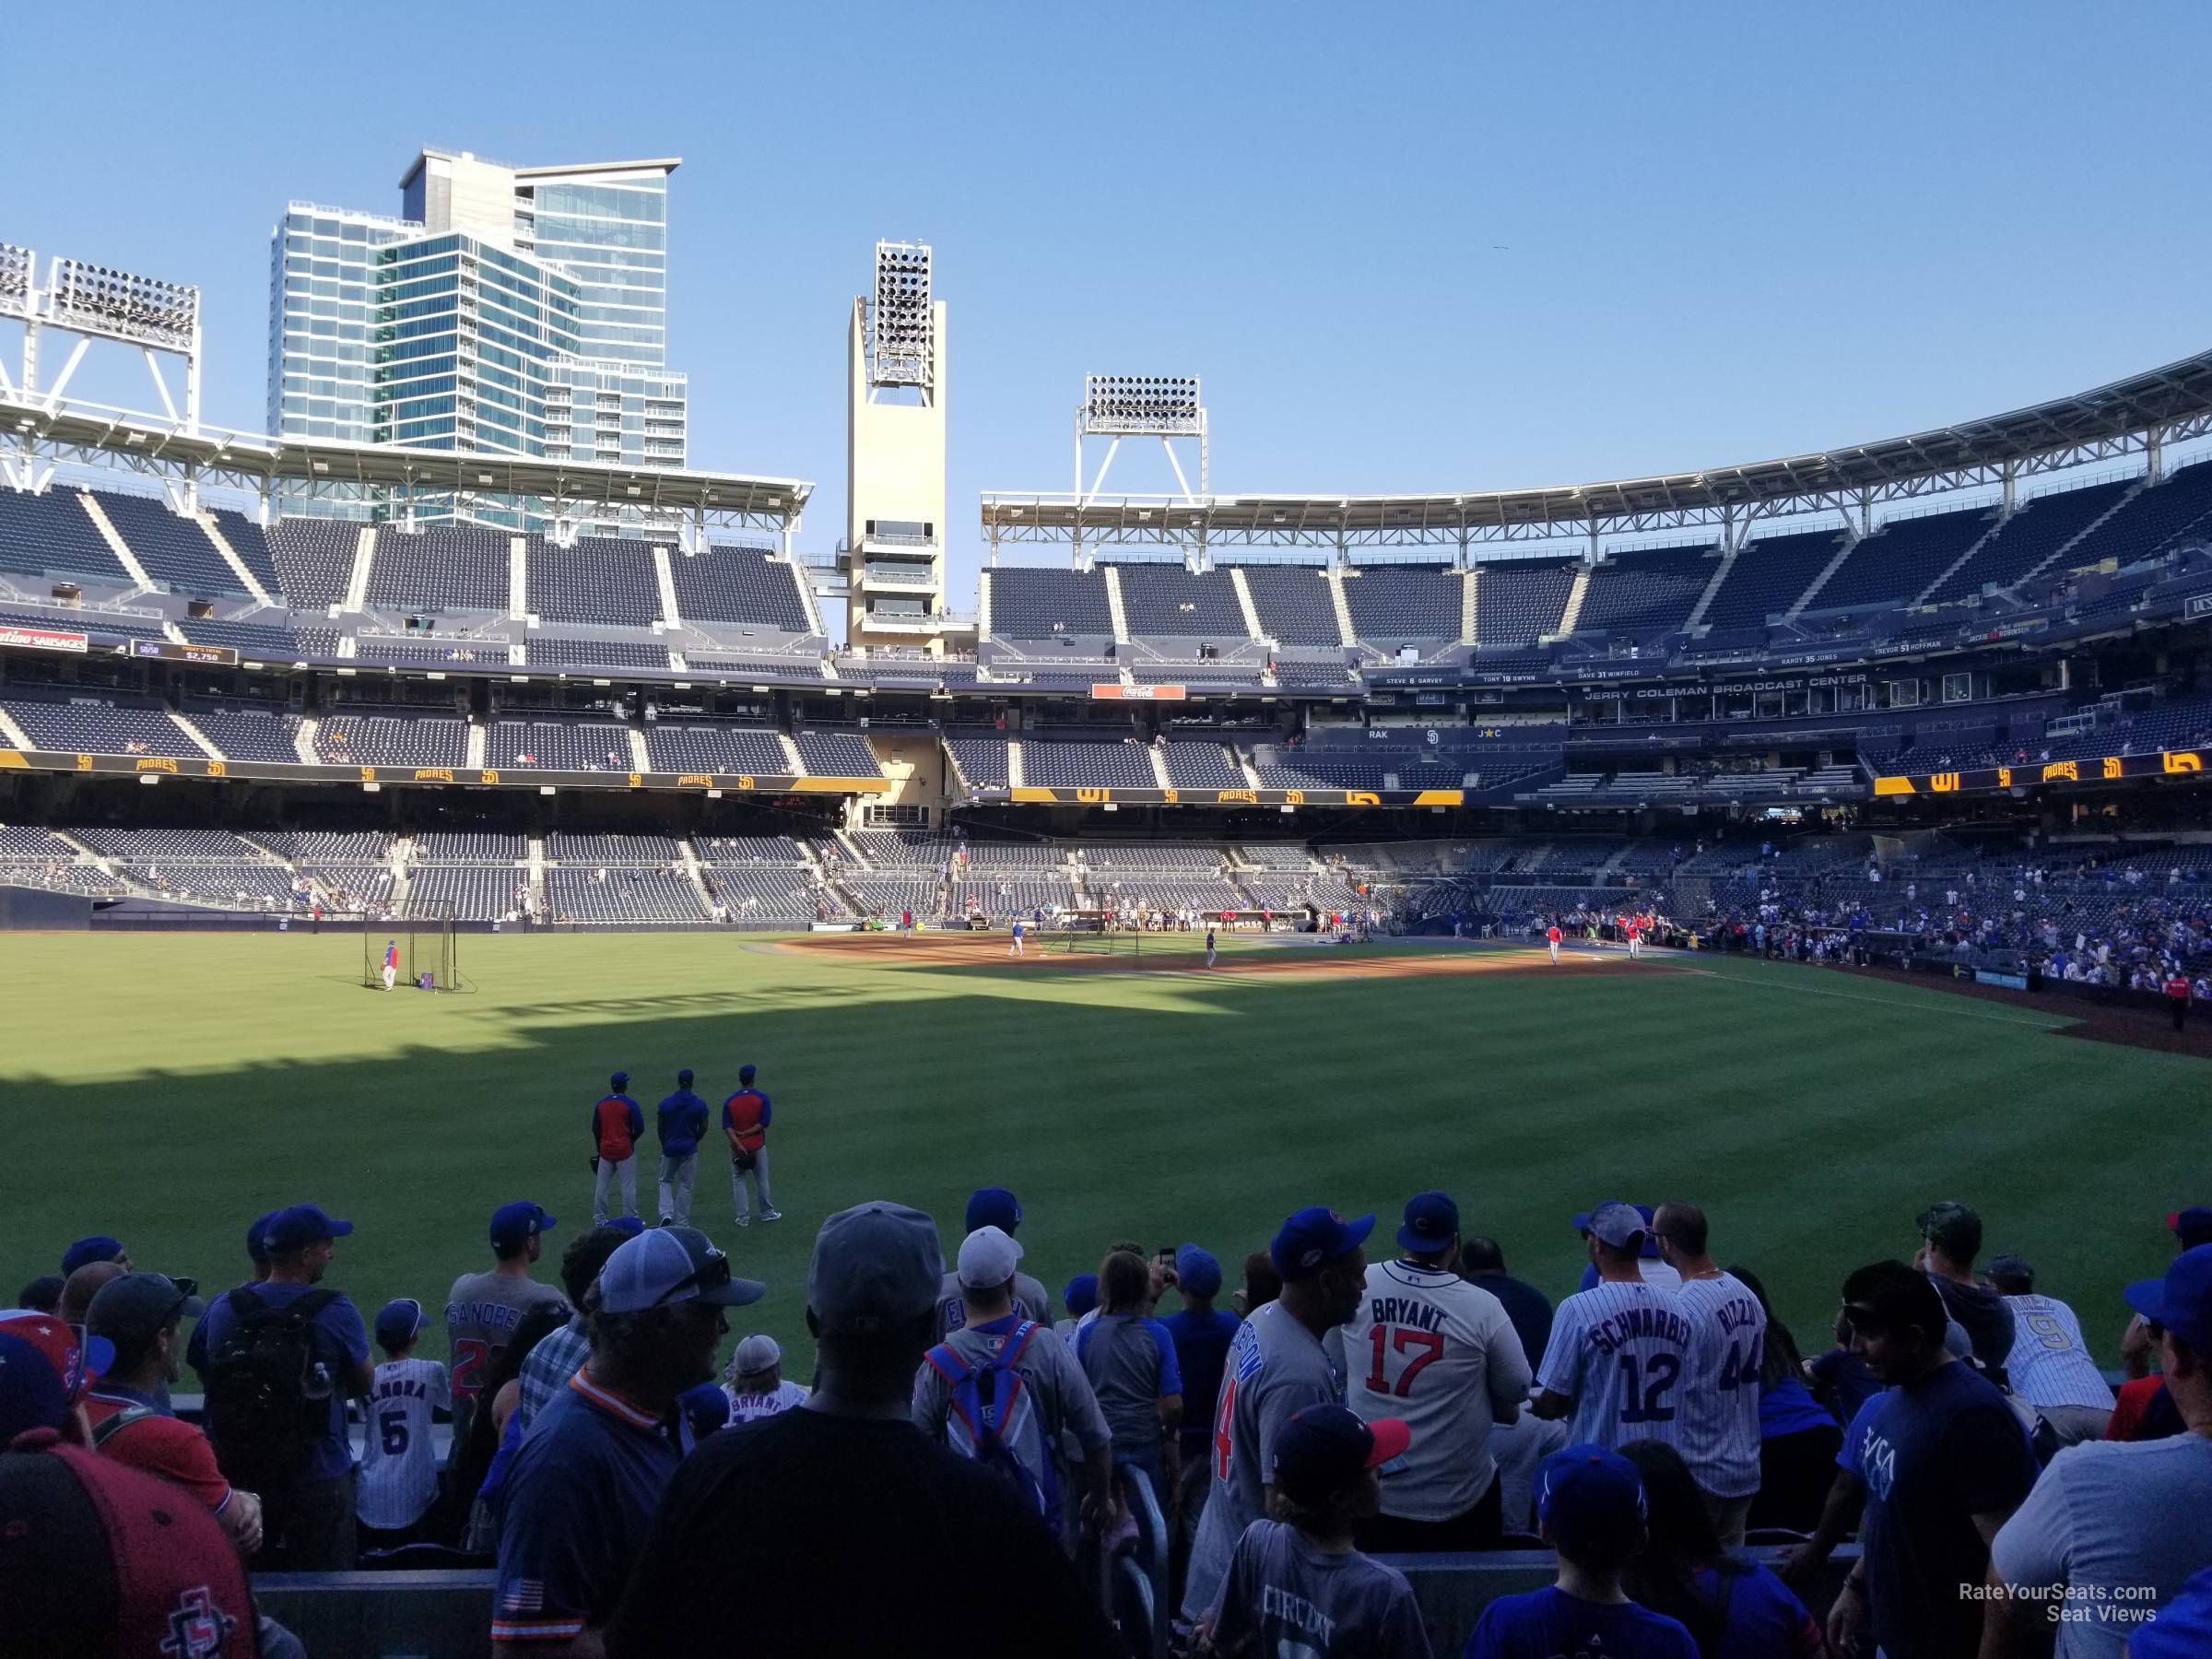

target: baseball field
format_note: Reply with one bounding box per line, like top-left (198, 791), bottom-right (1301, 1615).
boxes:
top-left (2, 930), bottom-right (2200, 1370)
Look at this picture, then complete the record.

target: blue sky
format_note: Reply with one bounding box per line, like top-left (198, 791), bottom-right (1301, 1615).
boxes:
top-left (6, 2), bottom-right (2210, 598)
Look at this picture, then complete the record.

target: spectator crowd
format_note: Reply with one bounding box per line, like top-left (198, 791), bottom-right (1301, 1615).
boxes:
top-left (6, 1171), bottom-right (2212, 1658)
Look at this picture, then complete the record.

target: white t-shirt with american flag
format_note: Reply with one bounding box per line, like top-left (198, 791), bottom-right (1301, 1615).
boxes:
top-left (1536, 1277), bottom-right (1692, 1453)
top-left (355, 1356), bottom-right (451, 1531)
top-left (1344, 1260), bottom-right (1533, 1521)
top-left (1670, 1271), bottom-right (1768, 1500)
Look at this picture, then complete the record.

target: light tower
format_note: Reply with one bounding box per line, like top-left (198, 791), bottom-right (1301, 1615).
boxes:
top-left (1073, 374), bottom-right (1207, 568)
top-left (845, 241), bottom-right (964, 654)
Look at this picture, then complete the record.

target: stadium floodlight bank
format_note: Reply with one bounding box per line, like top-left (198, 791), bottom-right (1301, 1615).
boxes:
top-left (866, 241), bottom-right (934, 391)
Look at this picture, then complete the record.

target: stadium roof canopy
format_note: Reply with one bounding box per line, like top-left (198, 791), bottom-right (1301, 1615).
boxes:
top-left (984, 347), bottom-right (2212, 551)
top-left (0, 394), bottom-right (810, 533)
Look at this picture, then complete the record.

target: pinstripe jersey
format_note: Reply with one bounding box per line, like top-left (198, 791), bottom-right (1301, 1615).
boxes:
top-left (1671, 1271), bottom-right (1768, 1500)
top-left (1535, 1277), bottom-right (1692, 1453)
top-left (355, 1357), bottom-right (451, 1531)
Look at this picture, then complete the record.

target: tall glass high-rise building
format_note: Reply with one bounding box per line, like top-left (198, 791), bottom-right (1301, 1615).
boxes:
top-left (266, 149), bottom-right (688, 520)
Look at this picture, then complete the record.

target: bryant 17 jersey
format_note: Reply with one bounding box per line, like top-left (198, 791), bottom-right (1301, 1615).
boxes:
top-left (1342, 1261), bottom-right (1533, 1521)
top-left (1536, 1279), bottom-right (1694, 1454)
top-left (1671, 1272), bottom-right (1768, 1500)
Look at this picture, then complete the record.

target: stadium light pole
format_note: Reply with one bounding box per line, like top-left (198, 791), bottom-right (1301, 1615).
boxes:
top-left (1075, 374), bottom-right (1208, 568)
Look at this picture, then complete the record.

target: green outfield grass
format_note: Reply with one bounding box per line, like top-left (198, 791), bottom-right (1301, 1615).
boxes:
top-left (1, 931), bottom-right (2197, 1371)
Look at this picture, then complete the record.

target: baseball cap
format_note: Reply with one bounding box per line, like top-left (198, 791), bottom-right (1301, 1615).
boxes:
top-left (957, 1225), bottom-right (1024, 1289)
top-left (0, 1334), bottom-right (74, 1440)
top-left (1271, 1404), bottom-right (1410, 1506)
top-left (677, 1068), bottom-right (694, 1087)
top-left (602, 1216), bottom-right (647, 1240)
top-left (1064, 1274), bottom-right (1100, 1319)
top-left (595, 1227), bottom-right (763, 1315)
top-left (739, 1064), bottom-right (757, 1085)
top-left (1175, 1245), bottom-right (1222, 1300)
top-left (2125, 1243), bottom-right (2212, 1353)
top-left (1583, 1202), bottom-right (1649, 1250)
top-left (1986, 1253), bottom-right (2036, 1293)
top-left (0, 1438), bottom-right (259, 1657)
top-left (965, 1187), bottom-right (1022, 1235)
top-left (678, 1381), bottom-right (731, 1439)
top-left (0, 1312), bottom-right (109, 1428)
top-left (489, 1201), bottom-right (558, 1253)
top-left (264, 1205), bottom-right (352, 1253)
top-left (1537, 1443), bottom-right (1648, 1560)
top-left (2170, 1207), bottom-right (2212, 1251)
top-left (84, 1274), bottom-right (206, 1348)
top-left (610, 1071), bottom-right (629, 1090)
top-left (1397, 1192), bottom-right (1460, 1254)
top-left (1270, 1206), bottom-right (1376, 1282)
top-left (373, 1299), bottom-right (428, 1347)
top-left (1571, 1202), bottom-right (1661, 1258)
top-left (732, 1333), bottom-right (781, 1375)
top-left (59, 1237), bottom-right (124, 1277)
top-left (245, 1210), bottom-right (280, 1265)
top-left (808, 1201), bottom-right (945, 1336)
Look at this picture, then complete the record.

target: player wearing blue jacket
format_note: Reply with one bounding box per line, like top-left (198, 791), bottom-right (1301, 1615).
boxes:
top-left (654, 1069), bottom-right (711, 1228)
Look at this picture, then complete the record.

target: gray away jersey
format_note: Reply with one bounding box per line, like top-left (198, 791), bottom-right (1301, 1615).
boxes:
top-left (1670, 1272), bottom-right (1768, 1500)
top-left (1181, 1300), bottom-right (1342, 1621)
top-left (1536, 1278), bottom-right (1692, 1455)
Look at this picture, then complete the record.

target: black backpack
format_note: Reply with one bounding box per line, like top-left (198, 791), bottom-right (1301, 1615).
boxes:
top-left (205, 1286), bottom-right (340, 1490)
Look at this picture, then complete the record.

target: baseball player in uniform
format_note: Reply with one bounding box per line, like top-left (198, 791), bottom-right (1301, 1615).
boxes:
top-left (1532, 1202), bottom-right (1691, 1457)
top-left (1627, 916), bottom-right (1643, 959)
top-left (589, 1072), bottom-right (644, 1226)
top-left (1206, 926), bottom-right (1218, 969)
top-left (722, 1064), bottom-right (780, 1225)
top-left (1547, 923), bottom-right (1562, 964)
top-left (1653, 1202), bottom-right (1767, 1546)
top-left (1008, 916), bottom-right (1026, 957)
top-left (382, 939), bottom-right (399, 992)
top-left (1342, 1192), bottom-right (1532, 1550)
top-left (654, 1067), bottom-right (710, 1227)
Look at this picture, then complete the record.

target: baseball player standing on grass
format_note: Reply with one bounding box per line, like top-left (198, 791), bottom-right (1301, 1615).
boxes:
top-left (1342, 1192), bottom-right (1533, 1551)
top-left (382, 938), bottom-right (398, 991)
top-left (723, 1064), bottom-right (780, 1226)
top-left (1008, 915), bottom-right (1026, 957)
top-left (1652, 1203), bottom-right (1766, 1547)
top-left (1532, 1202), bottom-right (1691, 1456)
top-left (1547, 922), bottom-right (1562, 964)
top-left (589, 1072), bottom-right (643, 1226)
top-left (654, 1067), bottom-right (710, 1227)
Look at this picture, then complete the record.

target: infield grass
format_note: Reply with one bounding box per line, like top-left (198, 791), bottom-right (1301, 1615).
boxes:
top-left (0, 931), bottom-right (2199, 1367)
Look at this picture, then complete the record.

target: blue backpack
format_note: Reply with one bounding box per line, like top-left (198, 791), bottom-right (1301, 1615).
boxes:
top-left (924, 1321), bottom-right (1056, 1519)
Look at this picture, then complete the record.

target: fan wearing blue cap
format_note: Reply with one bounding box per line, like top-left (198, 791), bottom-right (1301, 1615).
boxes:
top-left (444, 1201), bottom-right (568, 1453)
top-left (1984, 1245), bottom-right (2212, 1659)
top-left (1203, 1405), bottom-right (1430, 1658)
top-left (934, 1187), bottom-right (1053, 1339)
top-left (1343, 1192), bottom-right (1534, 1552)
top-left (1532, 1203), bottom-right (1694, 1457)
top-left (495, 1225), bottom-right (761, 1646)
top-left (194, 1204), bottom-right (373, 1570)
top-left (1183, 1205), bottom-right (1372, 1627)
top-left (1571, 1204), bottom-right (1682, 1295)
top-left (59, 1235), bottom-right (129, 1278)
top-left (1465, 1444), bottom-right (1698, 1659)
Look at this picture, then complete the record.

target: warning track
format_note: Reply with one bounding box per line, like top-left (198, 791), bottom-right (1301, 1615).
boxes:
top-left (774, 933), bottom-right (1669, 982)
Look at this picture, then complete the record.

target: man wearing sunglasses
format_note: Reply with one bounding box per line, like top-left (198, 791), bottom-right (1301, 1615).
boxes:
top-left (493, 1225), bottom-right (761, 1657)
top-left (1824, 1260), bottom-right (2037, 1659)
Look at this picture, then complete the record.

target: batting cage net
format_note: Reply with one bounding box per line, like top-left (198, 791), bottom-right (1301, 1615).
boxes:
top-left (362, 905), bottom-right (466, 993)
top-left (1048, 923), bottom-right (1146, 959)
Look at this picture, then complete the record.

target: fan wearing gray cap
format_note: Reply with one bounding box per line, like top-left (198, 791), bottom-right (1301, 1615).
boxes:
top-left (83, 1273), bottom-right (265, 1559)
top-left (601, 1203), bottom-right (1124, 1659)
top-left (724, 1334), bottom-right (809, 1425)
top-left (1532, 1202), bottom-right (1693, 1460)
top-left (1983, 1254), bottom-right (2114, 1448)
top-left (493, 1225), bottom-right (762, 1650)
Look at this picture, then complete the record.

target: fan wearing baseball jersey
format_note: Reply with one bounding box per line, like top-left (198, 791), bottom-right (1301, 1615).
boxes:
top-left (1342, 1192), bottom-right (1532, 1551)
top-left (1652, 1203), bottom-right (1768, 1547)
top-left (1533, 1203), bottom-right (1692, 1459)
top-left (1182, 1206), bottom-right (1367, 1630)
top-left (356, 1300), bottom-right (450, 1546)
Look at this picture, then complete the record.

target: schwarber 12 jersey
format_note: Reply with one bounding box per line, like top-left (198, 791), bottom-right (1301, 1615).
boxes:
top-left (1537, 1279), bottom-right (1692, 1454)
top-left (1344, 1260), bottom-right (1533, 1521)
top-left (1671, 1271), bottom-right (1768, 1500)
